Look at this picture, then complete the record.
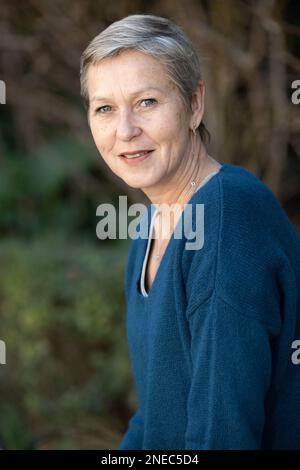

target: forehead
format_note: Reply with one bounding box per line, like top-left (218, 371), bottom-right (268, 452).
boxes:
top-left (86, 49), bottom-right (176, 99)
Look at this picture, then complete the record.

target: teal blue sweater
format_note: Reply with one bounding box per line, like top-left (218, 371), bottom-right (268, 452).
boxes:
top-left (118, 162), bottom-right (300, 450)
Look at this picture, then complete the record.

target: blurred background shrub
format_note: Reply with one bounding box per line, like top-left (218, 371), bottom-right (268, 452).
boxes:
top-left (0, 234), bottom-right (135, 449)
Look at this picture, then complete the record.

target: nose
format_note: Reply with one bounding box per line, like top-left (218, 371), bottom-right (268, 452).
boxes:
top-left (116, 109), bottom-right (141, 140)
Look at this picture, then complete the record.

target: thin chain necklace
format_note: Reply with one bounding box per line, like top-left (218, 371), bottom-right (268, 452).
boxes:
top-left (153, 179), bottom-right (200, 260)
top-left (152, 125), bottom-right (210, 261)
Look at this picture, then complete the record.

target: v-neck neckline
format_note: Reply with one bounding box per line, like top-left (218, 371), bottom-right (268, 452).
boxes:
top-left (137, 163), bottom-right (226, 300)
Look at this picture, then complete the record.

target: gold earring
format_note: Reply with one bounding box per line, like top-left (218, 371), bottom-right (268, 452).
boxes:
top-left (192, 124), bottom-right (196, 135)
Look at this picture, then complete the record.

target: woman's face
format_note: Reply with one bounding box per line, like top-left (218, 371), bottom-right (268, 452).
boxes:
top-left (86, 49), bottom-right (195, 191)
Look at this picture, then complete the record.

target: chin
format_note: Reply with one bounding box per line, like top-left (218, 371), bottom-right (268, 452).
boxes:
top-left (122, 177), bottom-right (149, 189)
top-left (117, 168), bottom-right (162, 190)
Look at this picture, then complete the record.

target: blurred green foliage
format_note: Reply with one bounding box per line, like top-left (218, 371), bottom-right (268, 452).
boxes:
top-left (0, 137), bottom-right (120, 238)
top-left (0, 136), bottom-right (140, 449)
top-left (0, 233), bottom-right (135, 449)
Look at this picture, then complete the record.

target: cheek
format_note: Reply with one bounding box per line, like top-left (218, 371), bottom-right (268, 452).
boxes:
top-left (175, 108), bottom-right (187, 130)
top-left (156, 114), bottom-right (185, 150)
top-left (90, 121), bottom-right (111, 152)
top-left (151, 120), bottom-right (176, 143)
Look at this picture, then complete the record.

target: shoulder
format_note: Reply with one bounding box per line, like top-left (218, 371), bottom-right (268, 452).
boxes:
top-left (185, 161), bottom-right (284, 270)
top-left (217, 163), bottom-right (299, 326)
top-left (186, 163), bottom-right (300, 329)
top-left (218, 162), bottom-right (285, 218)
top-left (190, 161), bottom-right (286, 233)
top-left (216, 163), bottom-right (300, 258)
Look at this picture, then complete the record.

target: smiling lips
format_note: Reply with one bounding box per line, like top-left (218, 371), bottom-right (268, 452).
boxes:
top-left (119, 150), bottom-right (154, 164)
top-left (120, 150), bottom-right (154, 159)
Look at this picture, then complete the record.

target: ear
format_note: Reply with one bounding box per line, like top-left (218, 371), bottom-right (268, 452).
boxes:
top-left (189, 80), bottom-right (205, 129)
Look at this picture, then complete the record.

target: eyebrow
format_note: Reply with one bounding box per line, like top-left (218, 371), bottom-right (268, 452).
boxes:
top-left (90, 86), bottom-right (164, 102)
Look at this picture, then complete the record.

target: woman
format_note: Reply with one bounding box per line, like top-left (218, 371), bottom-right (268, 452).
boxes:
top-left (80, 14), bottom-right (300, 450)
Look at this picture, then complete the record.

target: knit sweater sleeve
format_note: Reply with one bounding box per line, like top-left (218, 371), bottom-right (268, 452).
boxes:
top-left (117, 409), bottom-right (144, 450)
top-left (118, 236), bottom-right (145, 450)
top-left (184, 294), bottom-right (274, 449)
top-left (183, 172), bottom-right (297, 449)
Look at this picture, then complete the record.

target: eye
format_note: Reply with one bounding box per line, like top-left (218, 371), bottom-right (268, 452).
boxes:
top-left (95, 105), bottom-right (111, 114)
top-left (140, 98), bottom-right (157, 107)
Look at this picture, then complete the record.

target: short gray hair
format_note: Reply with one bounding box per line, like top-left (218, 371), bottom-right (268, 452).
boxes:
top-left (80, 14), bottom-right (210, 144)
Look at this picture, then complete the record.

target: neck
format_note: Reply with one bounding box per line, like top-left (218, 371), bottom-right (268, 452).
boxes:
top-left (142, 136), bottom-right (221, 240)
top-left (143, 136), bottom-right (218, 212)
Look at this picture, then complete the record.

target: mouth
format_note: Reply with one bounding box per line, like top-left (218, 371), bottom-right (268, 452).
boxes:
top-left (119, 150), bottom-right (154, 164)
